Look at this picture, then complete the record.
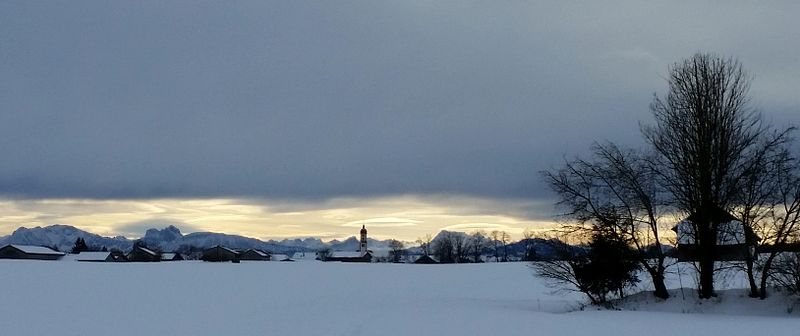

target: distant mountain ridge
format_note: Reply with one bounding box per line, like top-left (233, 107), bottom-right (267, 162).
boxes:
top-left (0, 224), bottom-right (396, 254)
top-left (0, 225), bottom-right (132, 252)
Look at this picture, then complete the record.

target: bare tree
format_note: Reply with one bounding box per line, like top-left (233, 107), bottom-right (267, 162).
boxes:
top-left (750, 153), bottom-right (800, 298)
top-left (433, 232), bottom-right (455, 263)
top-left (388, 240), bottom-right (405, 263)
top-left (643, 53), bottom-right (790, 298)
top-left (452, 234), bottom-right (470, 263)
top-left (416, 234), bottom-right (433, 256)
top-left (542, 143), bottom-right (672, 299)
top-left (522, 229), bottom-right (540, 261)
top-left (500, 231), bottom-right (511, 261)
top-left (489, 231), bottom-right (501, 262)
top-left (532, 236), bottom-right (590, 300)
top-left (770, 252), bottom-right (800, 296)
top-left (469, 231), bottom-right (489, 262)
top-left (317, 247), bottom-right (331, 261)
top-left (732, 143), bottom-right (795, 297)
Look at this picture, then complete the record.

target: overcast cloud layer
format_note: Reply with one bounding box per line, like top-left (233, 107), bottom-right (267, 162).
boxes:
top-left (1, 1), bottom-right (798, 202)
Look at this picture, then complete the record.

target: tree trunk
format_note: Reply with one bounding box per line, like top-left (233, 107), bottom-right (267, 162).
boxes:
top-left (759, 252), bottom-right (778, 299)
top-left (698, 258), bottom-right (715, 298)
top-left (745, 256), bottom-right (760, 297)
top-left (697, 209), bottom-right (716, 299)
top-left (651, 272), bottom-right (670, 299)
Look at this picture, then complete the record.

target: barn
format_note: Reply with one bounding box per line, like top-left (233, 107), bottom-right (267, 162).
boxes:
top-left (413, 255), bottom-right (438, 264)
top-left (201, 246), bottom-right (240, 262)
top-left (672, 206), bottom-right (759, 262)
top-left (128, 246), bottom-right (161, 262)
top-left (0, 244), bottom-right (65, 260)
top-left (240, 249), bottom-right (271, 261)
top-left (326, 251), bottom-right (373, 263)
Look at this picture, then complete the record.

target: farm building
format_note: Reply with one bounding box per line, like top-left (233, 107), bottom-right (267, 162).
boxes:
top-left (160, 253), bottom-right (184, 261)
top-left (0, 244), bottom-right (65, 260)
top-left (326, 251), bottom-right (373, 263)
top-left (202, 246), bottom-right (240, 262)
top-left (672, 206), bottom-right (759, 262)
top-left (413, 255), bottom-right (438, 264)
top-left (240, 249), bottom-right (270, 261)
top-left (128, 245), bottom-right (161, 262)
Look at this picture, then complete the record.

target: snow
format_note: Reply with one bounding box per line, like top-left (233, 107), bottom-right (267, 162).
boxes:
top-left (270, 253), bottom-right (290, 261)
top-left (136, 246), bottom-right (158, 256)
top-left (63, 252), bottom-right (110, 261)
top-left (290, 251), bottom-right (320, 261)
top-left (615, 288), bottom-right (800, 316)
top-left (329, 251), bottom-right (364, 258)
top-left (8, 244), bottom-right (64, 255)
top-left (160, 253), bottom-right (177, 260)
top-left (246, 249), bottom-right (269, 257)
top-left (0, 261), bottom-right (796, 335)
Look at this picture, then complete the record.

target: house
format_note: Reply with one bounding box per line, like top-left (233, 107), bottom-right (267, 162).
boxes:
top-left (0, 244), bottom-right (65, 260)
top-left (160, 252), bottom-right (184, 261)
top-left (672, 206), bottom-right (759, 261)
top-left (201, 245), bottom-right (240, 262)
top-left (240, 249), bottom-right (271, 261)
top-left (127, 245), bottom-right (161, 262)
top-left (70, 251), bottom-right (127, 262)
top-left (413, 254), bottom-right (438, 264)
top-left (324, 225), bottom-right (374, 263)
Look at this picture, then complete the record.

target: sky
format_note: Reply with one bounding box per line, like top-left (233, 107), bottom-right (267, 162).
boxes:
top-left (0, 1), bottom-right (798, 240)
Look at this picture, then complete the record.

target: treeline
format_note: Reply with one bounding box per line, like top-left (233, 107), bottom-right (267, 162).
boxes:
top-left (412, 230), bottom-right (561, 264)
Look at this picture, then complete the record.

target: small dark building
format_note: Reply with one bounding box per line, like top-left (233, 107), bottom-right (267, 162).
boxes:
top-left (201, 245), bottom-right (240, 262)
top-left (160, 252), bottom-right (184, 261)
top-left (413, 254), bottom-right (438, 264)
top-left (240, 249), bottom-right (271, 261)
top-left (673, 206), bottom-right (759, 262)
top-left (127, 246), bottom-right (161, 262)
top-left (326, 251), bottom-right (373, 263)
top-left (0, 244), bottom-right (65, 260)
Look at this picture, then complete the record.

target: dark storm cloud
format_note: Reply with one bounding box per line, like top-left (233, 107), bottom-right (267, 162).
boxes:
top-left (0, 1), bottom-right (798, 200)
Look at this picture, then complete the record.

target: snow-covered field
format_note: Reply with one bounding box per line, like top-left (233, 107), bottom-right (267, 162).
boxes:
top-left (0, 260), bottom-right (797, 335)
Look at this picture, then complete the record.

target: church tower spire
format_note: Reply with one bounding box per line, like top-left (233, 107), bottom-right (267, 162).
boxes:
top-left (359, 225), bottom-right (368, 255)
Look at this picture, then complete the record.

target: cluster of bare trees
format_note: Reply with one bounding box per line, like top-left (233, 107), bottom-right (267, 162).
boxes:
top-left (538, 53), bottom-right (800, 302)
top-left (415, 230), bottom-right (514, 263)
top-left (736, 150), bottom-right (800, 298)
top-left (542, 143), bottom-right (672, 299)
top-left (388, 239), bottom-right (405, 263)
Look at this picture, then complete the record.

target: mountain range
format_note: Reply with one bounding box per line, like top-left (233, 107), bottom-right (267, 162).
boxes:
top-left (0, 224), bottom-right (396, 254)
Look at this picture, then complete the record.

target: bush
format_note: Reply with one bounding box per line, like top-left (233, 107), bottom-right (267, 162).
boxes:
top-left (533, 231), bottom-right (640, 305)
top-left (771, 252), bottom-right (800, 296)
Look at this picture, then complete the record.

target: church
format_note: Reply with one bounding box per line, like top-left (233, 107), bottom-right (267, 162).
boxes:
top-left (325, 225), bottom-right (373, 263)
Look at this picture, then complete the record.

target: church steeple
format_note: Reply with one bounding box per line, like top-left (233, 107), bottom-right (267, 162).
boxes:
top-left (359, 225), bottom-right (368, 255)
